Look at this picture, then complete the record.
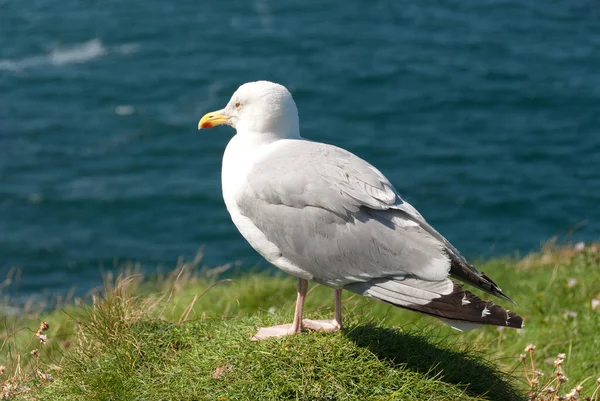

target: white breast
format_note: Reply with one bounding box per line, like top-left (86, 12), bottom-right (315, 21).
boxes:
top-left (221, 133), bottom-right (273, 211)
top-left (221, 133), bottom-right (280, 259)
top-left (221, 134), bottom-right (314, 280)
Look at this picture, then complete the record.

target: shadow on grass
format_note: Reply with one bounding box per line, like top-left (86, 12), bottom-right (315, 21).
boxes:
top-left (345, 324), bottom-right (525, 401)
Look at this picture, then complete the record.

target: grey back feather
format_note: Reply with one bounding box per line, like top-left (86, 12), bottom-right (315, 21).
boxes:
top-left (237, 140), bottom-right (453, 286)
top-left (246, 140), bottom-right (402, 214)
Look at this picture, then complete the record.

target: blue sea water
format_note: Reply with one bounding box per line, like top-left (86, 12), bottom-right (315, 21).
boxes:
top-left (1, 0), bottom-right (599, 298)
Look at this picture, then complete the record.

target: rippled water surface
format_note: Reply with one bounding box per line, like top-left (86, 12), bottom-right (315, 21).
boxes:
top-left (1, 0), bottom-right (599, 297)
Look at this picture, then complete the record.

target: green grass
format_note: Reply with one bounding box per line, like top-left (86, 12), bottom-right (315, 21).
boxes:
top-left (2, 244), bottom-right (600, 400)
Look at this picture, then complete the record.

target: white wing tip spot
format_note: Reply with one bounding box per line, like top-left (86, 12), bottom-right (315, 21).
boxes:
top-left (481, 306), bottom-right (491, 318)
top-left (461, 294), bottom-right (471, 306)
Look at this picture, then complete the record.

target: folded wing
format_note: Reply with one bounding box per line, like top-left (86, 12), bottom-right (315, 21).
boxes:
top-left (236, 139), bottom-right (522, 328)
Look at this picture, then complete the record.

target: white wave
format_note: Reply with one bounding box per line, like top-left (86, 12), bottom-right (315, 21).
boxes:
top-left (115, 105), bottom-right (135, 116)
top-left (254, 0), bottom-right (273, 30)
top-left (117, 43), bottom-right (140, 55)
top-left (50, 38), bottom-right (107, 66)
top-left (0, 38), bottom-right (139, 72)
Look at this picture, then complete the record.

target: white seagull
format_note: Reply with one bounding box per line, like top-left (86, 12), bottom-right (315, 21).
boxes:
top-left (198, 81), bottom-right (523, 340)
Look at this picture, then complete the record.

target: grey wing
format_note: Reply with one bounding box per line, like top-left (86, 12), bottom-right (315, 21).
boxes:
top-left (239, 140), bottom-right (448, 284)
top-left (237, 140), bottom-right (522, 328)
top-left (240, 140), bottom-right (514, 302)
top-left (246, 140), bottom-right (406, 215)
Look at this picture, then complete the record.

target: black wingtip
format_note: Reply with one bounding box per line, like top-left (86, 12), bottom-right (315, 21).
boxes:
top-left (389, 284), bottom-right (524, 329)
top-left (480, 272), bottom-right (519, 307)
top-left (447, 250), bottom-right (520, 306)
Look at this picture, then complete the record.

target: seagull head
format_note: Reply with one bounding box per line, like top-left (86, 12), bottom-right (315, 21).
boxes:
top-left (198, 81), bottom-right (300, 138)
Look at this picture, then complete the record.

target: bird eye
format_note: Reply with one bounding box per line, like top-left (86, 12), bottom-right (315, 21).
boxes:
top-left (235, 102), bottom-right (241, 109)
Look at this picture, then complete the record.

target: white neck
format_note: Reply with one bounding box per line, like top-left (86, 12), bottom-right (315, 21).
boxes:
top-left (220, 130), bottom-right (283, 210)
top-left (235, 129), bottom-right (301, 144)
top-left (234, 123), bottom-right (301, 141)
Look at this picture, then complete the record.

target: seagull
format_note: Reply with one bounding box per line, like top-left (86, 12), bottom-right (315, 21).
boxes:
top-left (198, 81), bottom-right (523, 340)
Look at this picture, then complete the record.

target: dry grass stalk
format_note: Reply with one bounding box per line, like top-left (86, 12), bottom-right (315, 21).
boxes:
top-left (522, 343), bottom-right (600, 401)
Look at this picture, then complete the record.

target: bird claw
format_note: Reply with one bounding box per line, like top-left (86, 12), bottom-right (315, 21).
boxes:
top-left (302, 319), bottom-right (342, 332)
top-left (250, 324), bottom-right (299, 341)
top-left (251, 319), bottom-right (341, 341)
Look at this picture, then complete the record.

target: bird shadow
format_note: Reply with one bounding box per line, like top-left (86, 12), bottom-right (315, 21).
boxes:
top-left (344, 324), bottom-right (525, 401)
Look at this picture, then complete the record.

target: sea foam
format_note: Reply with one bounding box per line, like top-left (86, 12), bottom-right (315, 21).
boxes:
top-left (0, 39), bottom-right (139, 72)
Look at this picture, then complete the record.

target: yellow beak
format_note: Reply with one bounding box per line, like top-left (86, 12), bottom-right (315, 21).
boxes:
top-left (198, 109), bottom-right (231, 129)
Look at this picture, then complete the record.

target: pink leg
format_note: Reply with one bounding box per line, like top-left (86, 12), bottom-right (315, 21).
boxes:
top-left (290, 278), bottom-right (308, 333)
top-left (334, 288), bottom-right (343, 329)
top-left (251, 278), bottom-right (308, 341)
top-left (302, 288), bottom-right (343, 332)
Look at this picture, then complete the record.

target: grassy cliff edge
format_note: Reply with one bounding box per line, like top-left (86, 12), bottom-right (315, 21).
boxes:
top-left (2, 244), bottom-right (600, 400)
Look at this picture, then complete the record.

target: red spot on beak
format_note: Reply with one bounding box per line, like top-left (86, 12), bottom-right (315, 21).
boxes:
top-left (200, 121), bottom-right (213, 129)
